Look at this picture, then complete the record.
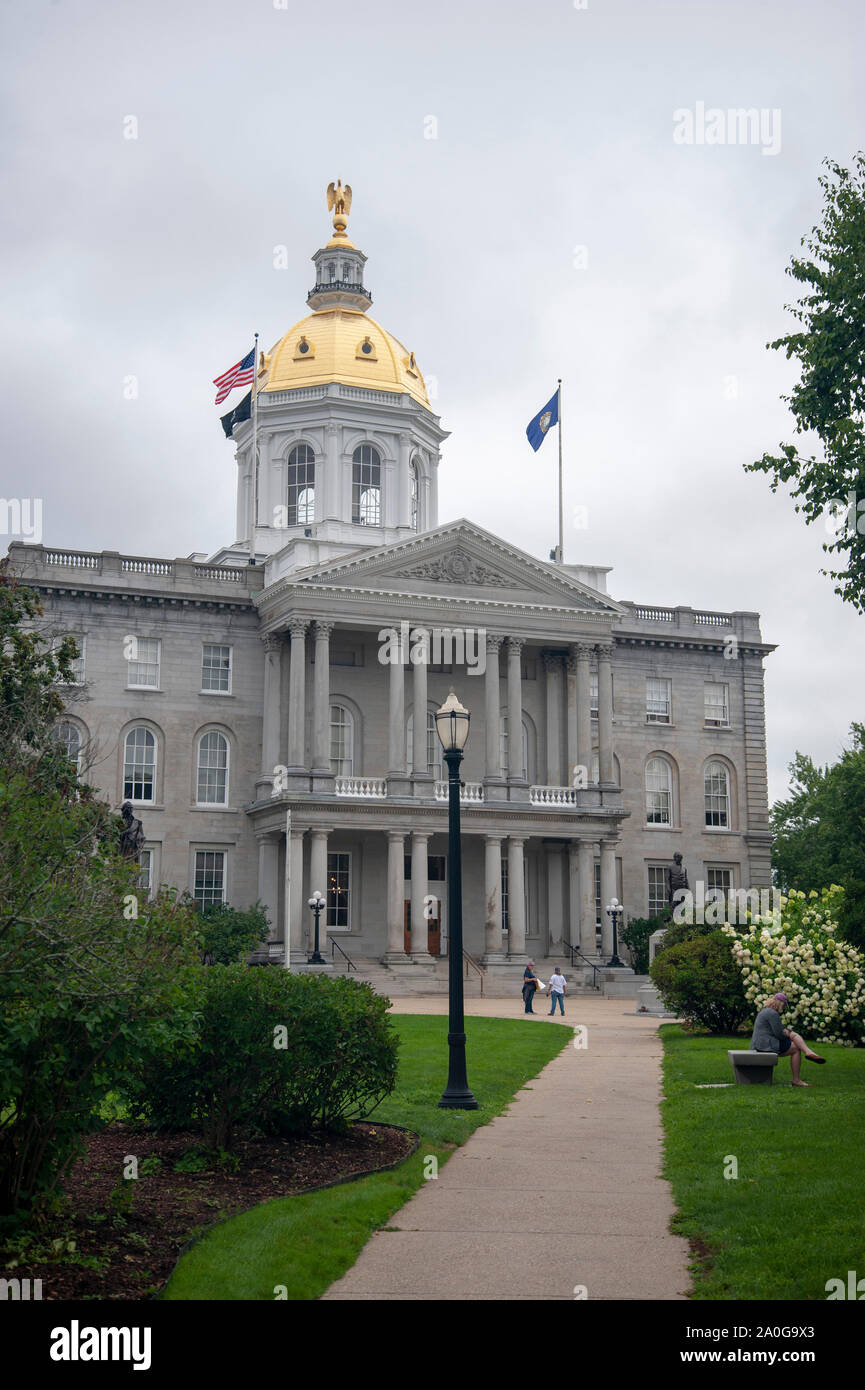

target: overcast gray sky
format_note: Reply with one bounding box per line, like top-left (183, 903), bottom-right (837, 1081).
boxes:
top-left (2, 0), bottom-right (864, 805)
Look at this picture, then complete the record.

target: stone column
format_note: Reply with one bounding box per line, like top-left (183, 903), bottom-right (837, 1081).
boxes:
top-left (576, 643), bottom-right (593, 783)
top-left (411, 626), bottom-right (433, 794)
top-left (312, 621), bottom-right (334, 784)
top-left (568, 842), bottom-right (580, 949)
top-left (287, 619), bottom-right (308, 774)
top-left (545, 842), bottom-right (566, 954)
top-left (309, 827), bottom-right (330, 955)
top-left (543, 653), bottom-right (563, 786)
top-left (257, 632), bottom-right (283, 797)
top-left (325, 423), bottom-right (339, 521)
top-left (484, 634), bottom-right (503, 787)
top-left (578, 839), bottom-right (596, 956)
top-left (600, 839), bottom-right (618, 958)
top-left (410, 831), bottom-right (431, 959)
top-left (387, 635), bottom-right (408, 791)
top-left (483, 835), bottom-right (504, 959)
top-left (506, 637), bottom-right (525, 786)
top-left (597, 642), bottom-right (614, 787)
top-left (507, 836), bottom-right (527, 958)
top-left (566, 649), bottom-right (578, 786)
top-left (397, 432), bottom-right (412, 528)
top-left (287, 829), bottom-right (306, 964)
top-left (257, 834), bottom-right (280, 943)
top-left (385, 830), bottom-right (407, 959)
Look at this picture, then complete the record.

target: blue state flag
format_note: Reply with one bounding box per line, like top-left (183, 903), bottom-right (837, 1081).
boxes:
top-left (526, 389), bottom-right (559, 451)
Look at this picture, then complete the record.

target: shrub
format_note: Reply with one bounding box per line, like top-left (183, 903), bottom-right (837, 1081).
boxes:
top-left (649, 932), bottom-right (750, 1033)
top-left (123, 966), bottom-right (399, 1150)
top-left (724, 885), bottom-right (865, 1046)
top-left (197, 901), bottom-right (269, 965)
top-left (619, 914), bottom-right (666, 974)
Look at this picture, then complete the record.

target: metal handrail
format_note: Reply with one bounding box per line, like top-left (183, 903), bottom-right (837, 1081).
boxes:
top-left (462, 949), bottom-right (486, 997)
top-left (330, 938), bottom-right (357, 972)
top-left (560, 942), bottom-right (602, 990)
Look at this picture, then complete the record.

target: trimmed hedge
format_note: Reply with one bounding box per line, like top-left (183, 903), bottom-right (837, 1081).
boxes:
top-left (122, 966), bottom-right (399, 1150)
top-left (649, 931), bottom-right (750, 1034)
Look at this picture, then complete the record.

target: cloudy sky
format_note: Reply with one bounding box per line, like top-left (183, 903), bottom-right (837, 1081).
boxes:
top-left (2, 0), bottom-right (863, 804)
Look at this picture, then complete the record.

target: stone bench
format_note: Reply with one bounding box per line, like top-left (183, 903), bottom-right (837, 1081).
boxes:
top-left (728, 1050), bottom-right (780, 1085)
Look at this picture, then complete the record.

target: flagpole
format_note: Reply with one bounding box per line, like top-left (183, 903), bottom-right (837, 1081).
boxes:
top-left (556, 377), bottom-right (563, 565)
top-left (249, 332), bottom-right (260, 564)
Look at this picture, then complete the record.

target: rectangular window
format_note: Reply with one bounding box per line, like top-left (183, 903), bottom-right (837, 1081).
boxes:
top-left (138, 848), bottom-right (153, 896)
top-left (128, 637), bottom-right (160, 689)
top-left (646, 677), bottom-right (671, 723)
top-left (590, 672), bottom-right (599, 719)
top-left (194, 850), bottom-right (225, 908)
top-left (327, 852), bottom-right (351, 930)
top-left (594, 861), bottom-right (602, 927)
top-left (647, 866), bottom-right (667, 918)
top-left (501, 856), bottom-right (509, 932)
top-left (704, 682), bottom-right (729, 727)
top-left (707, 867), bottom-right (733, 896)
top-left (202, 644), bottom-right (232, 693)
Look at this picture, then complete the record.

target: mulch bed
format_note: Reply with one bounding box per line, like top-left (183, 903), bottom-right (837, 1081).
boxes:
top-left (4, 1121), bottom-right (416, 1301)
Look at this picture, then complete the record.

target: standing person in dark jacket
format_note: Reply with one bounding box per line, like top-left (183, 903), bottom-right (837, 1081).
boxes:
top-left (750, 993), bottom-right (827, 1086)
top-left (522, 961), bottom-right (539, 1014)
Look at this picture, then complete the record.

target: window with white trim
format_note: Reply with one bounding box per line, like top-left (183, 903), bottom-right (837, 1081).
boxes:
top-left (330, 704), bottom-right (354, 776)
top-left (707, 866), bottom-right (733, 896)
top-left (501, 855), bottom-right (509, 931)
top-left (410, 461), bottom-right (419, 531)
top-left (124, 727), bottom-right (156, 802)
top-left (194, 850), bottom-right (225, 907)
top-left (351, 445), bottom-right (381, 525)
top-left (327, 852), bottom-right (351, 930)
top-left (201, 644), bottom-right (232, 694)
top-left (138, 848), bottom-right (153, 896)
top-left (499, 711), bottom-right (528, 779)
top-left (645, 756), bottom-right (672, 825)
top-left (53, 720), bottom-right (81, 771)
top-left (705, 761), bottom-right (730, 828)
top-left (594, 861), bottom-right (602, 928)
top-left (287, 444), bottom-right (315, 525)
top-left (704, 682), bottom-right (729, 727)
top-left (196, 731), bottom-right (229, 805)
top-left (406, 710), bottom-right (439, 774)
top-left (648, 866), bottom-right (667, 918)
top-left (127, 637), bottom-right (160, 689)
top-left (590, 672), bottom-right (598, 719)
top-left (646, 677), bottom-right (671, 723)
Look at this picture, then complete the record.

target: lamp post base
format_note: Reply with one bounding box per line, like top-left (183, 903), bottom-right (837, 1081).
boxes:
top-left (438, 1030), bottom-right (479, 1109)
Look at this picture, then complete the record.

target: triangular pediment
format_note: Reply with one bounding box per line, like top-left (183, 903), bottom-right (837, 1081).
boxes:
top-left (283, 520), bottom-right (623, 615)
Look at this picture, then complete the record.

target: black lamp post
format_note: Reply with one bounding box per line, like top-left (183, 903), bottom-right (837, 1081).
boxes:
top-left (604, 897), bottom-right (625, 968)
top-left (434, 690), bottom-right (478, 1110)
top-left (308, 889), bottom-right (326, 965)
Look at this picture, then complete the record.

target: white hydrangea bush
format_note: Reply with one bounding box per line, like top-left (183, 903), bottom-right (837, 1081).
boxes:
top-left (722, 886), bottom-right (865, 1046)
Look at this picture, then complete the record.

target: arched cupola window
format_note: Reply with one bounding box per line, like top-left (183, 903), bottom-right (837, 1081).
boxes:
top-left (410, 460), bottom-right (419, 531)
top-left (287, 444), bottom-right (315, 526)
top-left (352, 445), bottom-right (381, 526)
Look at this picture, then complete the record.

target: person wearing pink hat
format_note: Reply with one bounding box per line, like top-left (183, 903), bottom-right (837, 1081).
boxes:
top-left (750, 993), bottom-right (827, 1086)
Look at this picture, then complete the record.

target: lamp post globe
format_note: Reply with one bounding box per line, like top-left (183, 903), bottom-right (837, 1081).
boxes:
top-left (434, 690), bottom-right (477, 1110)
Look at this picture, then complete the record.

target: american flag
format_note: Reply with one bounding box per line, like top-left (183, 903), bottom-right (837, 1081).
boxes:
top-left (213, 347), bottom-right (255, 405)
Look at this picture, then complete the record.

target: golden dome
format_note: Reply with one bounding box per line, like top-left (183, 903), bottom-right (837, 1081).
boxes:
top-left (259, 308), bottom-right (429, 407)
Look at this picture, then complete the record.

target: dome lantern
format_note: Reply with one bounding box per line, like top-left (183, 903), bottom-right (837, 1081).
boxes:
top-left (307, 180), bottom-right (372, 313)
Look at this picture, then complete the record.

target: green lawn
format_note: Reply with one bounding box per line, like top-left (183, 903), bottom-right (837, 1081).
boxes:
top-left (162, 1013), bottom-right (570, 1300)
top-left (660, 1026), bottom-right (865, 1299)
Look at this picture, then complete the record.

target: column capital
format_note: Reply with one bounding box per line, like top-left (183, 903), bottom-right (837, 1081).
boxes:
top-left (288, 618), bottom-right (309, 640)
top-left (313, 620), bottom-right (334, 641)
top-left (484, 833), bottom-right (504, 847)
top-left (387, 828), bottom-right (407, 844)
top-left (595, 641), bottom-right (613, 660)
top-left (506, 636), bottom-right (524, 655)
top-left (574, 642), bottom-right (594, 661)
top-left (411, 829), bottom-right (432, 845)
top-left (310, 824), bottom-right (334, 838)
top-left (485, 632), bottom-right (503, 654)
top-left (507, 834), bottom-right (528, 848)
top-left (262, 632), bottom-right (284, 654)
top-left (542, 650), bottom-right (563, 672)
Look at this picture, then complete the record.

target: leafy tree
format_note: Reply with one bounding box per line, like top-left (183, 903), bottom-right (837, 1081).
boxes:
top-left (649, 933), bottom-right (750, 1034)
top-left (745, 153), bottom-right (865, 612)
top-left (619, 914), bottom-right (666, 974)
top-left (197, 901), bottom-right (269, 965)
top-left (770, 724), bottom-right (865, 949)
top-left (0, 561), bottom-right (201, 1217)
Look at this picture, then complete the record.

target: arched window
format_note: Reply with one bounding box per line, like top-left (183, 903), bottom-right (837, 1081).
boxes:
top-left (54, 720), bottom-right (81, 771)
top-left (591, 752), bottom-right (621, 786)
top-left (124, 727), bottom-right (156, 802)
top-left (646, 756), bottom-right (672, 825)
top-left (330, 704), bottom-right (354, 776)
top-left (197, 731), bottom-right (229, 805)
top-left (406, 710), bottom-right (439, 775)
top-left (410, 460), bottom-right (419, 531)
top-left (705, 760), bottom-right (730, 827)
top-left (500, 711), bottom-right (528, 780)
top-left (352, 445), bottom-right (381, 526)
top-left (287, 444), bottom-right (315, 526)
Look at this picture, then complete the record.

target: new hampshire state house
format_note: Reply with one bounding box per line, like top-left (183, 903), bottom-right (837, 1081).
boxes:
top-left (10, 186), bottom-right (776, 997)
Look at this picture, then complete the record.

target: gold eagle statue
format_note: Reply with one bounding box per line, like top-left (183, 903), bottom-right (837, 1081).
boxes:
top-left (326, 180), bottom-right (352, 217)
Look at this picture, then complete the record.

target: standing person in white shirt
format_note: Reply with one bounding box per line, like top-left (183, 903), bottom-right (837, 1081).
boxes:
top-left (548, 966), bottom-right (566, 1016)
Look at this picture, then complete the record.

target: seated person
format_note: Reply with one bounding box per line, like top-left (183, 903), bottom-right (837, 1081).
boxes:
top-left (750, 993), bottom-right (826, 1087)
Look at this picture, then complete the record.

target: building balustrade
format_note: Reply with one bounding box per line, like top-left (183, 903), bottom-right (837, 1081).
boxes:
top-left (334, 776), bottom-right (387, 799)
top-left (434, 780), bottom-right (484, 803)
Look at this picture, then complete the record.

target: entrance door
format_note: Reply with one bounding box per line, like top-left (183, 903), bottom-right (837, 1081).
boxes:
top-left (404, 900), bottom-right (442, 955)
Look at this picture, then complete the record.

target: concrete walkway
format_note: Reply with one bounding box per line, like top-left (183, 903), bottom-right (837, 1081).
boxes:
top-left (323, 997), bottom-right (691, 1301)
